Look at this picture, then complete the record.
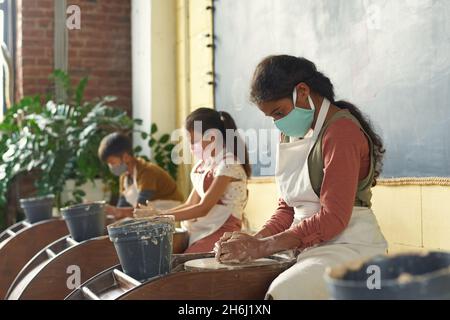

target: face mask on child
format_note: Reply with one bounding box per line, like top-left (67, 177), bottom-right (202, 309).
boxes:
top-left (109, 162), bottom-right (128, 177)
top-left (191, 142), bottom-right (204, 160)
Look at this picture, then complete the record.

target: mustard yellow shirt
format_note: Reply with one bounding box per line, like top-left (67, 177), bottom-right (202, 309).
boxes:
top-left (118, 158), bottom-right (184, 206)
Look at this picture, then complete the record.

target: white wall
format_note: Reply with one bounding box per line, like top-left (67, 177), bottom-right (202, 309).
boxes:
top-left (131, 0), bottom-right (177, 158)
top-left (131, 0), bottom-right (152, 157)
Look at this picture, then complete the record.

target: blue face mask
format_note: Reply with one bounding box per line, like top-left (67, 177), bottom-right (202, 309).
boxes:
top-left (274, 88), bottom-right (316, 138)
top-left (109, 162), bottom-right (128, 177)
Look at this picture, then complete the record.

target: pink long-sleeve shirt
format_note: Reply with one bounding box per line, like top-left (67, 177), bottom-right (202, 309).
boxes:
top-left (263, 117), bottom-right (371, 249)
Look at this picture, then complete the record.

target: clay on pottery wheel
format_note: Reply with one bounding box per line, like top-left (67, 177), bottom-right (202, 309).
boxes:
top-left (184, 258), bottom-right (278, 271)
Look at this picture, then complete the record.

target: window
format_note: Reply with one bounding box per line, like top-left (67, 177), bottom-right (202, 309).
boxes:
top-left (0, 0), bottom-right (15, 120)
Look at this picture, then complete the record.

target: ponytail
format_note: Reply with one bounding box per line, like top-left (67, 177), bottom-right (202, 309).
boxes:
top-left (185, 108), bottom-right (252, 178)
top-left (218, 111), bottom-right (237, 130)
top-left (218, 111), bottom-right (252, 177)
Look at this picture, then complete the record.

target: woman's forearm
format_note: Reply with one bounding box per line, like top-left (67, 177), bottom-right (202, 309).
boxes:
top-left (163, 197), bottom-right (197, 214)
top-left (166, 202), bottom-right (192, 212)
top-left (258, 230), bottom-right (303, 257)
top-left (165, 189), bottom-right (201, 213)
top-left (165, 204), bottom-right (209, 222)
top-left (166, 176), bottom-right (231, 222)
top-left (254, 228), bottom-right (275, 239)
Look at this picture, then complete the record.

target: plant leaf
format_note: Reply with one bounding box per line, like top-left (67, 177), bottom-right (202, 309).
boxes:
top-left (75, 77), bottom-right (89, 106)
top-left (159, 134), bottom-right (170, 144)
top-left (151, 123), bottom-right (158, 134)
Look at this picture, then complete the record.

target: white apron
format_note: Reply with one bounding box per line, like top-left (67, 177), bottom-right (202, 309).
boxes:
top-left (181, 161), bottom-right (233, 246)
top-left (267, 98), bottom-right (387, 300)
top-left (123, 168), bottom-right (139, 207)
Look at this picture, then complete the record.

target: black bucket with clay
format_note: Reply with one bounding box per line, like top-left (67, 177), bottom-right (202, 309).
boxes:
top-left (20, 195), bottom-right (55, 224)
top-left (61, 201), bottom-right (106, 242)
top-left (325, 252), bottom-right (450, 300)
top-left (108, 216), bottom-right (175, 282)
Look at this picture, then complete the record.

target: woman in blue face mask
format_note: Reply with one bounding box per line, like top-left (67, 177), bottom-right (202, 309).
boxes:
top-left (214, 55), bottom-right (388, 300)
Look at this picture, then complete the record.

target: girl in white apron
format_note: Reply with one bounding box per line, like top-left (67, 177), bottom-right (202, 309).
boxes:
top-left (215, 55), bottom-right (388, 299)
top-left (162, 108), bottom-right (252, 253)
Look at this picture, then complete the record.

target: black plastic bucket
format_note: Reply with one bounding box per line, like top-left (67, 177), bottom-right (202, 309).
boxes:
top-left (61, 201), bottom-right (106, 242)
top-left (108, 216), bottom-right (175, 282)
top-left (325, 252), bottom-right (450, 300)
top-left (19, 195), bottom-right (55, 224)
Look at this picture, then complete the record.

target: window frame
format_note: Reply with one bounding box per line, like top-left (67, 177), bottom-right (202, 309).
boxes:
top-left (0, 0), bottom-right (16, 116)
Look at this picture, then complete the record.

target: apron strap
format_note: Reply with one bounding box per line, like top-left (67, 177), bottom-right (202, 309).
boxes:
top-left (124, 168), bottom-right (137, 189)
top-left (311, 98), bottom-right (331, 141)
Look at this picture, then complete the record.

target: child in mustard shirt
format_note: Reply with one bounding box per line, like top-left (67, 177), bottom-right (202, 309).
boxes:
top-left (98, 133), bottom-right (184, 219)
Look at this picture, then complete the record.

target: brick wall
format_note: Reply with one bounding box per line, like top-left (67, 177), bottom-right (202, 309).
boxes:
top-left (15, 0), bottom-right (55, 100)
top-left (8, 0), bottom-right (132, 226)
top-left (16, 0), bottom-right (132, 112)
top-left (68, 0), bottom-right (132, 112)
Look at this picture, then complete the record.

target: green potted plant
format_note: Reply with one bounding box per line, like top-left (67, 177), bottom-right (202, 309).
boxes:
top-left (147, 123), bottom-right (178, 181)
top-left (0, 71), bottom-right (178, 230)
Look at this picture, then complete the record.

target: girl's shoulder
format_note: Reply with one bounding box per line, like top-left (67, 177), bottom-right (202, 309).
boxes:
top-left (213, 153), bottom-right (247, 180)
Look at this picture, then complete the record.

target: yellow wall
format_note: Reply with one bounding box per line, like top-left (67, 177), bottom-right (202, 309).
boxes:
top-left (175, 0), bottom-right (214, 198)
top-left (174, 0), bottom-right (450, 254)
top-left (151, 0), bottom-right (177, 135)
top-left (373, 185), bottom-right (450, 253)
top-left (132, 0), bottom-right (178, 156)
top-left (175, 0), bottom-right (214, 116)
top-left (245, 180), bottom-right (450, 254)
top-left (187, 0), bottom-right (214, 111)
top-left (175, 0), bottom-right (191, 198)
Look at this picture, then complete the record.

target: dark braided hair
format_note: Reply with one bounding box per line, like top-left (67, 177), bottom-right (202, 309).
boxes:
top-left (250, 55), bottom-right (385, 185)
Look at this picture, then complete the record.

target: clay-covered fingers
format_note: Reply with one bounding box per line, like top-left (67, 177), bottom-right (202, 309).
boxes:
top-left (214, 239), bottom-right (233, 262)
top-left (215, 232), bottom-right (257, 263)
top-left (214, 234), bottom-right (230, 261)
top-left (218, 231), bottom-right (249, 243)
top-left (213, 242), bottom-right (222, 261)
top-left (219, 252), bottom-right (239, 263)
top-left (217, 232), bottom-right (234, 245)
top-left (215, 240), bottom-right (240, 260)
top-left (217, 242), bottom-right (248, 264)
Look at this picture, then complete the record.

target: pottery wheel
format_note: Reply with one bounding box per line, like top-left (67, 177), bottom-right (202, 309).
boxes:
top-left (184, 258), bottom-right (278, 271)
